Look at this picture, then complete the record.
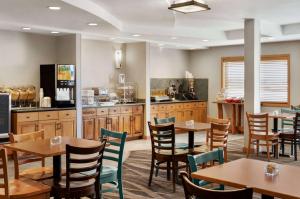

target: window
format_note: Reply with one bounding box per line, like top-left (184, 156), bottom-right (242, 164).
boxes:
top-left (221, 55), bottom-right (290, 107)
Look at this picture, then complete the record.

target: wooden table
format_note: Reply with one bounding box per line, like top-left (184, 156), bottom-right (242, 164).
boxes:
top-left (4, 137), bottom-right (101, 188)
top-left (213, 101), bottom-right (243, 134)
top-left (174, 122), bottom-right (211, 150)
top-left (191, 158), bottom-right (300, 199)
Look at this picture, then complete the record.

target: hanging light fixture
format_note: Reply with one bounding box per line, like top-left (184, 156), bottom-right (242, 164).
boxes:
top-left (168, 0), bottom-right (210, 14)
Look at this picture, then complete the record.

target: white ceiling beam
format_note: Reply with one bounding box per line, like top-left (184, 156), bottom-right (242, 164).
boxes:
top-left (282, 23), bottom-right (300, 35)
top-left (260, 21), bottom-right (282, 37)
top-left (61, 0), bottom-right (123, 30)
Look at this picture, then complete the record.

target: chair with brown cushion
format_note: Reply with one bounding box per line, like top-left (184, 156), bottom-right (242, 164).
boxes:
top-left (246, 113), bottom-right (279, 161)
top-left (206, 117), bottom-right (230, 144)
top-left (0, 148), bottom-right (51, 199)
top-left (210, 122), bottom-right (230, 162)
top-left (51, 140), bottom-right (106, 199)
top-left (148, 122), bottom-right (189, 192)
top-left (180, 171), bottom-right (253, 199)
top-left (280, 112), bottom-right (300, 161)
top-left (9, 130), bottom-right (53, 180)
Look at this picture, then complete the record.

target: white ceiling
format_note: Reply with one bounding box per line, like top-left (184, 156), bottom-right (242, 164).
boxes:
top-left (1, 0), bottom-right (300, 49)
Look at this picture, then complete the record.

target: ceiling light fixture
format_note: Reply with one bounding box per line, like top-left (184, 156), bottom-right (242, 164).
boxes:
top-left (51, 31), bottom-right (60, 34)
top-left (22, 27), bottom-right (31, 30)
top-left (132, 34), bottom-right (141, 37)
top-left (202, 39), bottom-right (209, 42)
top-left (168, 0), bottom-right (210, 14)
top-left (48, 6), bottom-right (61, 10)
top-left (88, 23), bottom-right (98, 26)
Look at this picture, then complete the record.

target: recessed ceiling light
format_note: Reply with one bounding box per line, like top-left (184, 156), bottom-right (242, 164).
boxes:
top-left (132, 34), bottom-right (141, 37)
top-left (88, 23), bottom-right (98, 26)
top-left (22, 27), bottom-right (31, 30)
top-left (48, 6), bottom-right (61, 10)
top-left (202, 39), bottom-right (209, 42)
top-left (171, 36), bottom-right (177, 40)
top-left (51, 31), bottom-right (60, 34)
top-left (110, 37), bottom-right (116, 40)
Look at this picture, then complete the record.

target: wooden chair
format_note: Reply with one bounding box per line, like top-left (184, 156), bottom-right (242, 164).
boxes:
top-left (187, 148), bottom-right (224, 190)
top-left (280, 112), bottom-right (300, 160)
top-left (180, 171), bottom-right (253, 199)
top-left (246, 113), bottom-right (279, 161)
top-left (148, 122), bottom-right (189, 192)
top-left (99, 128), bottom-right (127, 199)
top-left (51, 140), bottom-right (106, 199)
top-left (210, 122), bottom-right (230, 162)
top-left (0, 148), bottom-right (51, 199)
top-left (9, 130), bottom-right (53, 180)
top-left (206, 117), bottom-right (230, 144)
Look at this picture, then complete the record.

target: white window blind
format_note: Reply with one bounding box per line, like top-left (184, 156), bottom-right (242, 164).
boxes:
top-left (223, 56), bottom-right (289, 104)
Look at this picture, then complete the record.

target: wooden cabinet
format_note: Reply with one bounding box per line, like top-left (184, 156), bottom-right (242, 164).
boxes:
top-left (83, 105), bottom-right (144, 140)
top-left (12, 109), bottom-right (77, 138)
top-left (150, 101), bottom-right (207, 125)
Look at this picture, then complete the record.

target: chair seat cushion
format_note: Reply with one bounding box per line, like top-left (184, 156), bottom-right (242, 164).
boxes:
top-left (175, 143), bottom-right (189, 149)
top-left (20, 166), bottom-right (53, 181)
top-left (252, 132), bottom-right (279, 140)
top-left (193, 145), bottom-right (210, 154)
top-left (156, 148), bottom-right (189, 156)
top-left (0, 179), bottom-right (51, 198)
top-left (280, 131), bottom-right (300, 139)
top-left (100, 166), bottom-right (118, 182)
top-left (58, 175), bottom-right (95, 188)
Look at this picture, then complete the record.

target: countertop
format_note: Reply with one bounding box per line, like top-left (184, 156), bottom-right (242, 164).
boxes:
top-left (11, 107), bottom-right (76, 113)
top-left (82, 102), bottom-right (145, 109)
top-left (151, 99), bottom-right (207, 105)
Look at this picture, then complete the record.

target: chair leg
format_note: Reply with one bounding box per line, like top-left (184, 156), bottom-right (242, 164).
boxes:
top-left (148, 157), bottom-right (154, 186)
top-left (281, 139), bottom-right (285, 155)
top-left (266, 141), bottom-right (270, 162)
top-left (224, 147), bottom-right (228, 162)
top-left (155, 163), bottom-right (159, 177)
top-left (294, 139), bottom-right (297, 161)
top-left (291, 140), bottom-right (294, 155)
top-left (118, 178), bottom-right (124, 199)
top-left (256, 140), bottom-right (259, 157)
top-left (172, 161), bottom-right (177, 192)
top-left (167, 161), bottom-right (171, 180)
top-left (247, 138), bottom-right (251, 158)
top-left (206, 129), bottom-right (209, 144)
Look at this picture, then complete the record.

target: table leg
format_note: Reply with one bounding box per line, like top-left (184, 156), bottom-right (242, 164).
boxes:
top-left (231, 104), bottom-right (237, 134)
top-left (53, 155), bottom-right (61, 185)
top-left (217, 104), bottom-right (223, 119)
top-left (261, 194), bottom-right (274, 199)
top-left (272, 118), bottom-right (278, 132)
top-left (237, 104), bottom-right (242, 133)
top-left (188, 131), bottom-right (194, 150)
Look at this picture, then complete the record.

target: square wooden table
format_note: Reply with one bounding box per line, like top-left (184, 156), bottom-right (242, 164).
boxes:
top-left (191, 158), bottom-right (300, 199)
top-left (174, 121), bottom-right (211, 150)
top-left (4, 137), bottom-right (101, 187)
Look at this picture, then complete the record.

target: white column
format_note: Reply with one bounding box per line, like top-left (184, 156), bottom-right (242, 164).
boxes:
top-left (244, 19), bottom-right (261, 148)
top-left (144, 42), bottom-right (151, 137)
top-left (75, 33), bottom-right (82, 138)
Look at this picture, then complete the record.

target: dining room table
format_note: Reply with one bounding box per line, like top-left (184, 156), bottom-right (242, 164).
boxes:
top-left (4, 136), bottom-right (101, 197)
top-left (268, 112), bottom-right (295, 133)
top-left (191, 158), bottom-right (300, 199)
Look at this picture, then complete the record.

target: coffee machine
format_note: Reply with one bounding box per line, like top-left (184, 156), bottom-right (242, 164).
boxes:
top-left (40, 64), bottom-right (76, 108)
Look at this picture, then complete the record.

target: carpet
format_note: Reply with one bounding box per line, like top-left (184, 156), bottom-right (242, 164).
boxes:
top-left (103, 138), bottom-right (300, 199)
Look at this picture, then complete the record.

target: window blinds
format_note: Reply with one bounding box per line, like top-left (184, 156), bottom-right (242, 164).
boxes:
top-left (223, 61), bottom-right (244, 98)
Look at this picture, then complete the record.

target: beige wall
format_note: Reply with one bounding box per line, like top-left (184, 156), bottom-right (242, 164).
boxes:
top-left (0, 30), bottom-right (57, 89)
top-left (150, 46), bottom-right (190, 78)
top-left (189, 41), bottom-right (300, 117)
top-left (56, 35), bottom-right (76, 64)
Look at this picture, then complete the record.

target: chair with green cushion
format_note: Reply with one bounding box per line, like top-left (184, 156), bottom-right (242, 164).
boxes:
top-left (187, 148), bottom-right (224, 190)
top-left (100, 128), bottom-right (127, 199)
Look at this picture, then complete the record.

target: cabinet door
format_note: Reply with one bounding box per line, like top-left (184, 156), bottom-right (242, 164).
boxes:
top-left (38, 120), bottom-right (58, 139)
top-left (83, 117), bottom-right (95, 140)
top-left (158, 112), bottom-right (167, 119)
top-left (184, 110), bottom-right (194, 121)
top-left (168, 111), bottom-right (177, 119)
top-left (199, 108), bottom-right (207, 122)
top-left (107, 116), bottom-right (119, 132)
top-left (17, 122), bottom-right (39, 134)
top-left (132, 114), bottom-right (144, 136)
top-left (119, 114), bottom-right (131, 135)
top-left (176, 110), bottom-right (185, 122)
top-left (59, 119), bottom-right (76, 138)
top-left (96, 117), bottom-right (107, 138)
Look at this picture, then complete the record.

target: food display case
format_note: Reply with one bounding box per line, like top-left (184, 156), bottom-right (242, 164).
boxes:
top-left (116, 82), bottom-right (137, 103)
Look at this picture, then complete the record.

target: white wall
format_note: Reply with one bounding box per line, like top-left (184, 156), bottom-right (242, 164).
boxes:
top-left (189, 41), bottom-right (300, 117)
top-left (150, 46), bottom-right (190, 78)
top-left (56, 35), bottom-right (76, 64)
top-left (0, 30), bottom-right (57, 89)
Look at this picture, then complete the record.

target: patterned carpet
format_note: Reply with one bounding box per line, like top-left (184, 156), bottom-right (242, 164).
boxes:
top-left (104, 138), bottom-right (300, 199)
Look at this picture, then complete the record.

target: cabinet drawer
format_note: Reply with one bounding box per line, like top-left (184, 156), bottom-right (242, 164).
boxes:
top-left (199, 102), bottom-right (207, 107)
top-left (59, 110), bottom-right (76, 120)
top-left (39, 111), bottom-right (58, 121)
top-left (97, 108), bottom-right (108, 116)
top-left (184, 103), bottom-right (193, 109)
top-left (175, 103), bottom-right (184, 110)
top-left (120, 107), bottom-right (132, 114)
top-left (17, 112), bottom-right (38, 122)
top-left (132, 106), bottom-right (143, 114)
top-left (166, 104), bottom-right (176, 111)
top-left (109, 107), bottom-right (121, 115)
top-left (151, 105), bottom-right (158, 113)
top-left (83, 108), bottom-right (97, 117)
top-left (158, 104), bottom-right (167, 111)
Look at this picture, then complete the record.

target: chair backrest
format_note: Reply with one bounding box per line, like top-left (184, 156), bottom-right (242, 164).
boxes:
top-left (0, 148), bottom-right (9, 198)
top-left (148, 122), bottom-right (175, 155)
top-left (187, 149), bottom-right (224, 185)
top-left (281, 108), bottom-right (295, 129)
top-left (9, 130), bottom-right (45, 179)
top-left (180, 172), bottom-right (253, 199)
top-left (65, 140), bottom-right (106, 190)
top-left (207, 117), bottom-right (229, 124)
top-left (293, 112), bottom-right (300, 135)
top-left (154, 117), bottom-right (175, 125)
top-left (246, 113), bottom-right (269, 136)
top-left (100, 128), bottom-right (127, 178)
top-left (210, 122), bottom-right (230, 150)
